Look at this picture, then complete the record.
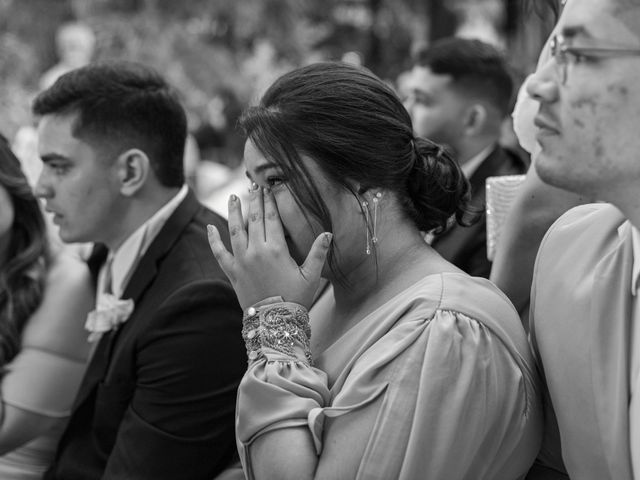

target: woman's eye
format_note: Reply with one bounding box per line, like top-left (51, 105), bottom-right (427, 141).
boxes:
top-left (266, 176), bottom-right (285, 188)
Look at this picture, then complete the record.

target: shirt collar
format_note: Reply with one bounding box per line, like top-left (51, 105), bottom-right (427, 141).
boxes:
top-left (461, 143), bottom-right (494, 179)
top-left (109, 184), bottom-right (188, 297)
top-left (619, 221), bottom-right (640, 295)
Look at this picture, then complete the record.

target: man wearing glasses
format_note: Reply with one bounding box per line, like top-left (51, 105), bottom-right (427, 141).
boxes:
top-left (527, 0), bottom-right (640, 479)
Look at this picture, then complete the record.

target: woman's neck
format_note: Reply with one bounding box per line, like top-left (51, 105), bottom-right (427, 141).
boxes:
top-left (328, 226), bottom-right (451, 323)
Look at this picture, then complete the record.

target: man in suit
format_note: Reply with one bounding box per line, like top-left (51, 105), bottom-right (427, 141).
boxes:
top-left (33, 61), bottom-right (246, 479)
top-left (525, 0), bottom-right (640, 478)
top-left (403, 37), bottom-right (527, 278)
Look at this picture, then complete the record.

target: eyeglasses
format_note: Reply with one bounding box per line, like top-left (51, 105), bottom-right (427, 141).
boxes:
top-left (550, 33), bottom-right (640, 85)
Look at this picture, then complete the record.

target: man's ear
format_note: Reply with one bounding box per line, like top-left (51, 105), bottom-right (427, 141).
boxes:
top-left (116, 149), bottom-right (150, 196)
top-left (462, 103), bottom-right (488, 136)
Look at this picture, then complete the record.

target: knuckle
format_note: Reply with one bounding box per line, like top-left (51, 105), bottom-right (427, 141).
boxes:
top-left (265, 210), bottom-right (279, 221)
top-left (230, 225), bottom-right (243, 237)
top-left (249, 213), bottom-right (263, 223)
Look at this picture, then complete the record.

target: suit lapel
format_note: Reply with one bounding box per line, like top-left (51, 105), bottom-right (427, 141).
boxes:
top-left (590, 222), bottom-right (634, 479)
top-left (73, 190), bottom-right (202, 410)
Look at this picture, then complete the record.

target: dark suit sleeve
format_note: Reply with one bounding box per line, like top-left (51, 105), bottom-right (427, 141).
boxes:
top-left (102, 279), bottom-right (245, 480)
top-left (461, 231), bottom-right (492, 278)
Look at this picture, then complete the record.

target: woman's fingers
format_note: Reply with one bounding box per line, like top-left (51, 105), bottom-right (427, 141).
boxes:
top-left (263, 187), bottom-right (286, 245)
top-left (299, 232), bottom-right (332, 281)
top-left (227, 194), bottom-right (248, 255)
top-left (207, 224), bottom-right (235, 280)
top-left (247, 184), bottom-right (265, 243)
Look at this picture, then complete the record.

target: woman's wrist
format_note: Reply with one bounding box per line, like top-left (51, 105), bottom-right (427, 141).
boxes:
top-left (242, 301), bottom-right (312, 365)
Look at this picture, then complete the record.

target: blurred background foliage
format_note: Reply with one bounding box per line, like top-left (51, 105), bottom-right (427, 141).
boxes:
top-left (0, 0), bottom-right (557, 141)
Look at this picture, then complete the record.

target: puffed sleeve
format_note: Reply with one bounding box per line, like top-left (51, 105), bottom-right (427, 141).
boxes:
top-left (335, 309), bottom-right (540, 479)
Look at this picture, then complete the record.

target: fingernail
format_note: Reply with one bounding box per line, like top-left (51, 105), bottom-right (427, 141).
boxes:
top-left (207, 224), bottom-right (215, 236)
top-left (229, 194), bottom-right (237, 202)
top-left (324, 232), bottom-right (333, 247)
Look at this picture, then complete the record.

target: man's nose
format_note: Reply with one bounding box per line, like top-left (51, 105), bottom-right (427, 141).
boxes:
top-left (527, 60), bottom-right (559, 104)
top-left (33, 170), bottom-right (52, 199)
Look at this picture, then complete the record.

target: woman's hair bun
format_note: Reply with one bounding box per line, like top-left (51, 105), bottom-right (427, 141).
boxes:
top-left (405, 137), bottom-right (476, 233)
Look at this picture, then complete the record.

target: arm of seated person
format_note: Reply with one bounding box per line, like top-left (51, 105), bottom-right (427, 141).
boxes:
top-left (0, 252), bottom-right (93, 454)
top-left (102, 280), bottom-right (245, 479)
top-left (490, 165), bottom-right (587, 318)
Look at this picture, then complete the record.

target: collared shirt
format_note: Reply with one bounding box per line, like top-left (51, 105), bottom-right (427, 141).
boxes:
top-left (98, 185), bottom-right (188, 300)
top-left (461, 143), bottom-right (494, 180)
top-left (628, 223), bottom-right (640, 478)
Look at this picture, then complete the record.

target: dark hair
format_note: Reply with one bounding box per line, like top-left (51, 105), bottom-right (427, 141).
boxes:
top-left (240, 62), bottom-right (471, 280)
top-left (414, 37), bottom-right (514, 116)
top-left (32, 61), bottom-right (187, 187)
top-left (0, 136), bottom-right (49, 369)
top-left (524, 0), bottom-right (561, 20)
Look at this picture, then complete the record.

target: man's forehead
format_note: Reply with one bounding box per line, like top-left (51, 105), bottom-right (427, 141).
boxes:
top-left (559, 0), bottom-right (640, 42)
top-left (407, 66), bottom-right (452, 91)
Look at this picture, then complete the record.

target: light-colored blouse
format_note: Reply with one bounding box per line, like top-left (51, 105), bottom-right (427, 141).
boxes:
top-left (236, 272), bottom-right (542, 479)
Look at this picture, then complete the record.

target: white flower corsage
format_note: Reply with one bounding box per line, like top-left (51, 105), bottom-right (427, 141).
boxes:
top-left (85, 294), bottom-right (134, 342)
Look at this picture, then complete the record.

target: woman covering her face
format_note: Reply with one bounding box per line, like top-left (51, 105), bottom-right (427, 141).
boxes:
top-left (208, 62), bottom-right (543, 480)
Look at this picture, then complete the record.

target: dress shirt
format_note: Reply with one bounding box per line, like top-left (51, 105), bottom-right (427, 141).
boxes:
top-left (461, 143), bottom-right (494, 179)
top-left (98, 185), bottom-right (188, 300)
top-left (629, 223), bottom-right (640, 479)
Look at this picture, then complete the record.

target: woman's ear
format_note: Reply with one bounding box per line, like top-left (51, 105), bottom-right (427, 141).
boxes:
top-left (116, 148), bottom-right (150, 196)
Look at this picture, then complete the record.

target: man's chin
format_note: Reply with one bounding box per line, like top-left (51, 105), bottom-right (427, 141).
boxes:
top-left (534, 155), bottom-right (578, 193)
top-left (57, 229), bottom-right (84, 245)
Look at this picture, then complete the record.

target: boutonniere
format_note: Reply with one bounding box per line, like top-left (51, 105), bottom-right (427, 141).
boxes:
top-left (85, 294), bottom-right (135, 342)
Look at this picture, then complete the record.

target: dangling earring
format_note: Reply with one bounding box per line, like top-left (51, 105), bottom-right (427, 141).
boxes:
top-left (363, 192), bottom-right (382, 255)
top-left (372, 192), bottom-right (381, 246)
top-left (362, 199), bottom-right (371, 255)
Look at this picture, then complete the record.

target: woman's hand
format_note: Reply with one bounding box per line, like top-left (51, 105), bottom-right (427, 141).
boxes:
top-left (207, 186), bottom-right (332, 311)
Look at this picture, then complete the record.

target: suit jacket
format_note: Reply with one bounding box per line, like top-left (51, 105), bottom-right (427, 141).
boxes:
top-left (527, 203), bottom-right (634, 480)
top-left (46, 190), bottom-right (246, 480)
top-left (431, 144), bottom-right (526, 278)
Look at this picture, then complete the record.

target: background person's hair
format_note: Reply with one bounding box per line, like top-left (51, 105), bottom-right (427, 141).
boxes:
top-left (240, 61), bottom-right (471, 283)
top-left (413, 37), bottom-right (514, 117)
top-left (524, 0), bottom-right (562, 21)
top-left (0, 136), bottom-right (49, 370)
top-left (32, 61), bottom-right (187, 187)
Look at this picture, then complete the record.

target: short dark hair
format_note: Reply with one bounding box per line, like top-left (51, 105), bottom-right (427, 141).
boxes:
top-left (240, 62), bottom-right (471, 283)
top-left (414, 37), bottom-right (514, 116)
top-left (32, 61), bottom-right (187, 187)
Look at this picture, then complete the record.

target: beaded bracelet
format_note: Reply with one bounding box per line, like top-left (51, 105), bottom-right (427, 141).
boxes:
top-left (242, 302), bottom-right (312, 365)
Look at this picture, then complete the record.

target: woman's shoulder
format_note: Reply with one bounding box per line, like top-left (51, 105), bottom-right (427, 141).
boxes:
top-left (429, 273), bottom-right (533, 365)
top-left (47, 249), bottom-right (92, 286)
top-left (395, 272), bottom-right (514, 319)
top-left (436, 272), bottom-right (517, 319)
top-left (21, 251), bottom-right (94, 361)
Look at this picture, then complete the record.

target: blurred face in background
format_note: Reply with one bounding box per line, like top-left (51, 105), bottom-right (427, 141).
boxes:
top-left (402, 66), bottom-right (467, 155)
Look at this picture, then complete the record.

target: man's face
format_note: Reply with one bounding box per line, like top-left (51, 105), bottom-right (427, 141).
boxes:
top-left (402, 66), bottom-right (468, 155)
top-left (35, 112), bottom-right (124, 246)
top-left (528, 0), bottom-right (640, 203)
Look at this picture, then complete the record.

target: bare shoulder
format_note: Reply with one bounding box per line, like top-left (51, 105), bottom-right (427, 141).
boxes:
top-left (21, 252), bottom-right (94, 361)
